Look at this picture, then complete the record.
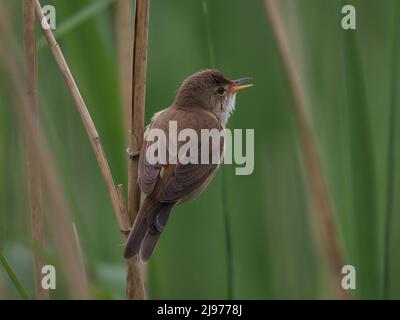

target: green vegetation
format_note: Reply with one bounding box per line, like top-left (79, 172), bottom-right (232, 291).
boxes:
top-left (0, 0), bottom-right (399, 299)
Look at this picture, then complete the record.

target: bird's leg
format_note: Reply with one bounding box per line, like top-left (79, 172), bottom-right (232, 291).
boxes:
top-left (126, 147), bottom-right (140, 160)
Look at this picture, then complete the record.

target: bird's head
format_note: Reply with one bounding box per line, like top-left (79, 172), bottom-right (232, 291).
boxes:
top-left (174, 69), bottom-right (253, 124)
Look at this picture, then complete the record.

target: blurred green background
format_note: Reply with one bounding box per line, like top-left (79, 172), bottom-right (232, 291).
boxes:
top-left (1, 0), bottom-right (400, 299)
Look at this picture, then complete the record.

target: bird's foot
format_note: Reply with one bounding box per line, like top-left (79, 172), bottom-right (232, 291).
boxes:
top-left (126, 148), bottom-right (140, 160)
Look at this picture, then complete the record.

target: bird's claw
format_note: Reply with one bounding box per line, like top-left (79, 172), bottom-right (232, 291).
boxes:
top-left (126, 148), bottom-right (140, 160)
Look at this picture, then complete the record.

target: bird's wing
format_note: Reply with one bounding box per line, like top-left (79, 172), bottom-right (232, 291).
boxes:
top-left (138, 141), bottom-right (161, 194)
top-left (138, 108), bottom-right (175, 194)
top-left (159, 162), bottom-right (219, 202)
top-left (138, 119), bottom-right (163, 194)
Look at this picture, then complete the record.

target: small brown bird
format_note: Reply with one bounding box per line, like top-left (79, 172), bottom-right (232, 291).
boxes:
top-left (124, 69), bottom-right (252, 262)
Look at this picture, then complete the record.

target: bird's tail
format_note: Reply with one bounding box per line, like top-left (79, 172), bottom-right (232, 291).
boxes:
top-left (123, 196), bottom-right (174, 262)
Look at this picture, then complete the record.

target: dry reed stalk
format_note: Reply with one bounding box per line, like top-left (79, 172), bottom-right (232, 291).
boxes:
top-left (33, 0), bottom-right (146, 299)
top-left (264, 0), bottom-right (346, 298)
top-left (23, 0), bottom-right (49, 300)
top-left (117, 184), bottom-right (144, 296)
top-left (126, 0), bottom-right (150, 300)
top-left (0, 2), bottom-right (91, 299)
top-left (33, 0), bottom-right (131, 233)
top-left (117, 184), bottom-right (129, 219)
top-left (116, 0), bottom-right (134, 135)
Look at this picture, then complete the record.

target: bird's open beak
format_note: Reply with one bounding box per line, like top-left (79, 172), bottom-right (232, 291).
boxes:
top-left (230, 77), bottom-right (253, 93)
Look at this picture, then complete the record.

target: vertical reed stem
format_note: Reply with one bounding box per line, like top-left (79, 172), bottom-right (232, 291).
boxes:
top-left (221, 168), bottom-right (235, 299)
top-left (0, 2), bottom-right (91, 298)
top-left (126, 0), bottom-right (150, 300)
top-left (116, 0), bottom-right (134, 135)
top-left (264, 0), bottom-right (346, 298)
top-left (23, 0), bottom-right (49, 300)
top-left (202, 0), bottom-right (235, 299)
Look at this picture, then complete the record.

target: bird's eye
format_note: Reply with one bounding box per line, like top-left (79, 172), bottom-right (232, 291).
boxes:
top-left (217, 87), bottom-right (225, 96)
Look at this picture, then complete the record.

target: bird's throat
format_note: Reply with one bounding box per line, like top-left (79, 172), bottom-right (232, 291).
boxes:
top-left (219, 94), bottom-right (236, 125)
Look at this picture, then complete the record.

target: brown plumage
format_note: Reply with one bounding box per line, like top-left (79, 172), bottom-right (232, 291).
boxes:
top-left (124, 69), bottom-right (252, 262)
